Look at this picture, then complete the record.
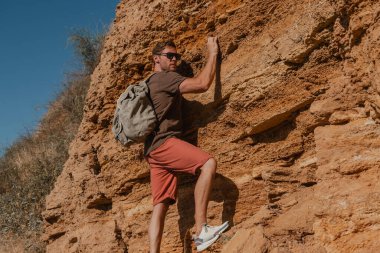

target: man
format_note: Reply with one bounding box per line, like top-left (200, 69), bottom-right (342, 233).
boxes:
top-left (145, 37), bottom-right (229, 252)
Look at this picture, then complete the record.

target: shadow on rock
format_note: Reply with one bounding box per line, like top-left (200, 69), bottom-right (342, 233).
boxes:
top-left (176, 173), bottom-right (239, 252)
top-left (175, 50), bottom-right (236, 251)
top-left (181, 51), bottom-right (227, 146)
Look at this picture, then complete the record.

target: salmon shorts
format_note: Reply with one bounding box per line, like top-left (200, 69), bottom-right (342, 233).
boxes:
top-left (146, 137), bottom-right (212, 206)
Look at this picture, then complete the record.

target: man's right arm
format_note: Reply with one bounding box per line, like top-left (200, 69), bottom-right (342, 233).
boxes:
top-left (179, 37), bottom-right (218, 94)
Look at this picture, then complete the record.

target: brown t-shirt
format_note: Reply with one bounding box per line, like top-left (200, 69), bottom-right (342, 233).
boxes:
top-left (144, 71), bottom-right (187, 156)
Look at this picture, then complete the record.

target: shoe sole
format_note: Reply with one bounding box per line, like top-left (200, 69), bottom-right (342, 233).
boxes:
top-left (197, 234), bottom-right (220, 251)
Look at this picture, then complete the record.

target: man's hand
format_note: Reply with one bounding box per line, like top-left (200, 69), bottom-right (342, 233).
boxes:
top-left (207, 37), bottom-right (219, 55)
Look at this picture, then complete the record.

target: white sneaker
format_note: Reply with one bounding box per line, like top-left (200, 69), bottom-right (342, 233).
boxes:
top-left (193, 221), bottom-right (229, 251)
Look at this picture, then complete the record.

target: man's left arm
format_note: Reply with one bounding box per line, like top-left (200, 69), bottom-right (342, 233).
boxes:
top-left (179, 37), bottom-right (218, 94)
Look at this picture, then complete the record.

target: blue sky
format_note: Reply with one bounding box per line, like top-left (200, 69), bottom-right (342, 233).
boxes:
top-left (0, 0), bottom-right (119, 155)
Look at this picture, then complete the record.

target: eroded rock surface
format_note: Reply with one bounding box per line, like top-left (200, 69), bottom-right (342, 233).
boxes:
top-left (43, 0), bottom-right (380, 252)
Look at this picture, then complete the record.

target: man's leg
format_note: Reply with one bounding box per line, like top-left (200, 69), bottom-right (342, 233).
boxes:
top-left (149, 200), bottom-right (170, 253)
top-left (194, 158), bottom-right (217, 235)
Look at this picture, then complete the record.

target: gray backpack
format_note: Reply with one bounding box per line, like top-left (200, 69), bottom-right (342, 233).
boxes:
top-left (112, 75), bottom-right (157, 146)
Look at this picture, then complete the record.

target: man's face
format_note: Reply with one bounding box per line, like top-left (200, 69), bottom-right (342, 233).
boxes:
top-left (155, 46), bottom-right (179, 72)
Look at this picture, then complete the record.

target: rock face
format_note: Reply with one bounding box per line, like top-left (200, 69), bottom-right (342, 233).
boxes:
top-left (42, 0), bottom-right (380, 252)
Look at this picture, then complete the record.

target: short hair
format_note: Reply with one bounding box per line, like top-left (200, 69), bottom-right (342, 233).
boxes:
top-left (152, 40), bottom-right (176, 55)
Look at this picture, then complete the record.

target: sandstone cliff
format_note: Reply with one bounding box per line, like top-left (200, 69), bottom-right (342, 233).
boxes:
top-left (42, 0), bottom-right (380, 252)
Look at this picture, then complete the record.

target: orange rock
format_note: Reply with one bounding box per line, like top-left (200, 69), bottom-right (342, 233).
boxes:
top-left (43, 0), bottom-right (380, 252)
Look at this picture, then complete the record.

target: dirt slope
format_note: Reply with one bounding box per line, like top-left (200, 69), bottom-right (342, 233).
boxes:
top-left (42, 0), bottom-right (380, 252)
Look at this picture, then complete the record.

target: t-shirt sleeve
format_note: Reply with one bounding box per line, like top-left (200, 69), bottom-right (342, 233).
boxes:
top-left (163, 72), bottom-right (187, 94)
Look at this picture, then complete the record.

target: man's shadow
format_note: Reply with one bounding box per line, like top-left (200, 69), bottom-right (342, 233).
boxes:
top-left (176, 54), bottom-right (239, 251)
top-left (176, 174), bottom-right (239, 252)
top-left (176, 53), bottom-right (230, 144)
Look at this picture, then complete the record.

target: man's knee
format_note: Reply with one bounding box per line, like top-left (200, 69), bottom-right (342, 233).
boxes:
top-left (202, 157), bottom-right (217, 174)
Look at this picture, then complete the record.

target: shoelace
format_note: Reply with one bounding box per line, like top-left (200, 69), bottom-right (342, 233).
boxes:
top-left (193, 224), bottom-right (209, 241)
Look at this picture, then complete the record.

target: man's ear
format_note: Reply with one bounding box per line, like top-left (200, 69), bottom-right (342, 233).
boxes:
top-left (153, 55), bottom-right (160, 64)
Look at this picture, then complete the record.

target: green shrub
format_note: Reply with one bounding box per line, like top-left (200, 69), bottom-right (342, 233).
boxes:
top-left (69, 29), bottom-right (105, 74)
top-left (0, 28), bottom-right (106, 252)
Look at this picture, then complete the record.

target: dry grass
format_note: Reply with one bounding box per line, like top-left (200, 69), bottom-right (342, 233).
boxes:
top-left (0, 233), bottom-right (45, 253)
top-left (0, 236), bottom-right (24, 253)
top-left (0, 29), bottom-right (105, 252)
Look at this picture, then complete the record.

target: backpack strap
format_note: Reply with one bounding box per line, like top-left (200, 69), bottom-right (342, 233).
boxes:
top-left (145, 73), bottom-right (160, 133)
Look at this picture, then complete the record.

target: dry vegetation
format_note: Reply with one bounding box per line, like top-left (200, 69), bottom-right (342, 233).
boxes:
top-left (0, 29), bottom-right (105, 252)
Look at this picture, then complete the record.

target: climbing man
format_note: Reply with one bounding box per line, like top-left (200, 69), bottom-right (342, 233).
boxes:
top-left (145, 36), bottom-right (229, 252)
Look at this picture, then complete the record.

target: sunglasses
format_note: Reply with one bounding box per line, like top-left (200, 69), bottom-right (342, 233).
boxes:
top-left (159, 52), bottom-right (181, 61)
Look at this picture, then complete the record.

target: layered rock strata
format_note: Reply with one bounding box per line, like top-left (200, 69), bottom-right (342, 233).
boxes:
top-left (43, 0), bottom-right (380, 252)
